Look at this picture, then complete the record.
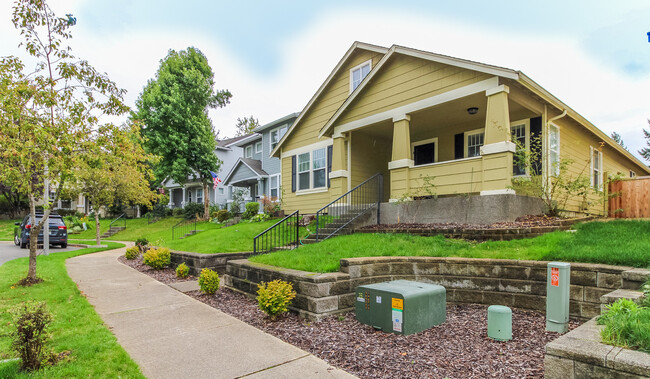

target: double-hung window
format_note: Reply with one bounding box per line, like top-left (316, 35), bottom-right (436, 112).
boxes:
top-left (255, 142), bottom-right (262, 154)
top-left (548, 124), bottom-right (560, 176)
top-left (245, 145), bottom-right (253, 158)
top-left (269, 174), bottom-right (281, 199)
top-left (296, 148), bottom-right (328, 191)
top-left (350, 60), bottom-right (371, 92)
top-left (196, 188), bottom-right (203, 204)
top-left (465, 130), bottom-right (484, 158)
top-left (511, 121), bottom-right (528, 176)
top-left (591, 147), bottom-right (603, 191)
top-left (270, 126), bottom-right (288, 151)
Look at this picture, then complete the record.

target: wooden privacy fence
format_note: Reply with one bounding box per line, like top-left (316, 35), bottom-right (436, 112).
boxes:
top-left (608, 178), bottom-right (650, 218)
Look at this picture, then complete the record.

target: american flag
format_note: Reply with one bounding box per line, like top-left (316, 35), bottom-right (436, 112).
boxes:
top-left (210, 171), bottom-right (221, 189)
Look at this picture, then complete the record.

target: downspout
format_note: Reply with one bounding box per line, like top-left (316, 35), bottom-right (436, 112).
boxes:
top-left (547, 109), bottom-right (567, 126)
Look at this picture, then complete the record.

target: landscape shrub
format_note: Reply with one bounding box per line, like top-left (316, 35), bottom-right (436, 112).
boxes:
top-left (10, 301), bottom-right (54, 371)
top-left (124, 246), bottom-right (140, 260)
top-left (198, 268), bottom-right (220, 294)
top-left (135, 237), bottom-right (149, 253)
top-left (183, 202), bottom-right (203, 220)
top-left (262, 196), bottom-right (280, 215)
top-left (256, 279), bottom-right (296, 320)
top-left (242, 202), bottom-right (259, 219)
top-left (175, 263), bottom-right (190, 278)
top-left (143, 247), bottom-right (171, 269)
top-left (249, 213), bottom-right (270, 223)
top-left (216, 209), bottom-right (230, 222)
top-left (598, 298), bottom-right (650, 352)
top-left (172, 208), bottom-right (184, 217)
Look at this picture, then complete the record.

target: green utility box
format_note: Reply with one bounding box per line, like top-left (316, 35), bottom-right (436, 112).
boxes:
top-left (355, 280), bottom-right (446, 336)
top-left (546, 262), bottom-right (571, 333)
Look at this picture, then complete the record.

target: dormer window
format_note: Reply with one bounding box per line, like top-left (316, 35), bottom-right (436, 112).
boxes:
top-left (350, 60), bottom-right (371, 93)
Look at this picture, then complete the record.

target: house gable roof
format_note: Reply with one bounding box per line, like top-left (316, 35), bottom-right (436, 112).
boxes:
top-left (222, 158), bottom-right (268, 186)
top-left (253, 112), bottom-right (300, 134)
top-left (270, 41), bottom-right (389, 157)
top-left (318, 44), bottom-right (519, 138)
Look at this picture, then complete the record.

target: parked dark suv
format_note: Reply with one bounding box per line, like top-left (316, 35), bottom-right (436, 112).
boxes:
top-left (14, 213), bottom-right (68, 249)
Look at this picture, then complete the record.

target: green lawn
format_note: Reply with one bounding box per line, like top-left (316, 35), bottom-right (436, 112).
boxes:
top-left (250, 220), bottom-right (650, 272)
top-left (0, 242), bottom-right (144, 378)
top-left (0, 219), bottom-right (19, 241)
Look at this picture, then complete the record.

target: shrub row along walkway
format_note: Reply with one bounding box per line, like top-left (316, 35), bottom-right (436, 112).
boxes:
top-left (66, 244), bottom-right (353, 379)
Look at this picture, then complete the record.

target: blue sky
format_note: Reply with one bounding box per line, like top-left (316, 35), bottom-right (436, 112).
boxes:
top-left (2, 0), bottom-right (650, 161)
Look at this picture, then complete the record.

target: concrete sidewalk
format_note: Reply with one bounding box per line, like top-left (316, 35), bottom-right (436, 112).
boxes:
top-left (66, 245), bottom-right (355, 379)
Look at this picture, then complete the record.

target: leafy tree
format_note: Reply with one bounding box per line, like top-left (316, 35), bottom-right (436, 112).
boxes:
top-left (610, 132), bottom-right (628, 151)
top-left (69, 123), bottom-right (159, 245)
top-left (639, 120), bottom-right (650, 161)
top-left (0, 0), bottom-right (128, 283)
top-left (234, 115), bottom-right (260, 136)
top-left (0, 181), bottom-right (27, 218)
top-left (133, 47), bottom-right (231, 220)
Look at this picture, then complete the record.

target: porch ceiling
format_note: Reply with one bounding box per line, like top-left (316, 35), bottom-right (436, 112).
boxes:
top-left (351, 92), bottom-right (537, 141)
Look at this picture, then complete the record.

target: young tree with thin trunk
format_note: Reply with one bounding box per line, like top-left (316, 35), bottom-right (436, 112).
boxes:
top-left (234, 115), bottom-right (260, 136)
top-left (133, 47), bottom-right (231, 220)
top-left (0, 0), bottom-right (128, 283)
top-left (70, 123), bottom-right (159, 245)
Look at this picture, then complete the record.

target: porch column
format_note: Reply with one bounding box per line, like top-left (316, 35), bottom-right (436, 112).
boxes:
top-left (76, 193), bottom-right (85, 213)
top-left (168, 189), bottom-right (173, 208)
top-left (329, 132), bottom-right (348, 200)
top-left (257, 178), bottom-right (264, 213)
top-left (181, 186), bottom-right (186, 207)
top-left (481, 85), bottom-right (515, 195)
top-left (388, 114), bottom-right (412, 201)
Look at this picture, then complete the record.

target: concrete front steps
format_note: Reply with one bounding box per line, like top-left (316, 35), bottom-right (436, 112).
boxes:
top-left (100, 226), bottom-right (125, 239)
top-left (177, 230), bottom-right (199, 240)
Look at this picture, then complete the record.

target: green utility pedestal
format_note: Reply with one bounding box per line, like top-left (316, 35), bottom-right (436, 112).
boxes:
top-left (487, 305), bottom-right (512, 341)
top-left (355, 280), bottom-right (446, 336)
top-left (546, 262), bottom-right (571, 333)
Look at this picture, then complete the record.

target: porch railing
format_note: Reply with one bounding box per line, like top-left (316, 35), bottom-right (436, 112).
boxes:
top-left (172, 218), bottom-right (197, 240)
top-left (253, 210), bottom-right (299, 255)
top-left (315, 173), bottom-right (382, 241)
top-left (109, 213), bottom-right (126, 230)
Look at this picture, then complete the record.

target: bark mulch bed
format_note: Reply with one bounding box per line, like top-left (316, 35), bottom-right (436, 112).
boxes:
top-left (118, 255), bottom-right (196, 284)
top-left (120, 256), bottom-right (580, 379)
top-left (361, 214), bottom-right (568, 233)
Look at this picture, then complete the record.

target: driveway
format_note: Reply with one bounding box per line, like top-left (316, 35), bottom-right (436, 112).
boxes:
top-left (0, 241), bottom-right (79, 266)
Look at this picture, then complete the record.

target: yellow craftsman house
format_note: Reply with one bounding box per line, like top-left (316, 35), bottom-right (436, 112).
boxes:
top-left (271, 42), bottom-right (650, 220)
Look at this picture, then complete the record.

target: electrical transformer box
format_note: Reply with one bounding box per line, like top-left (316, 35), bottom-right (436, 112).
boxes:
top-left (355, 280), bottom-right (446, 336)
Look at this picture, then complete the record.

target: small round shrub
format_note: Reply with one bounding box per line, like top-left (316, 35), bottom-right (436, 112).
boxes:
top-left (124, 246), bottom-right (140, 260)
top-left (135, 237), bottom-right (149, 253)
top-left (242, 202), bottom-right (260, 220)
top-left (198, 269), bottom-right (220, 295)
top-left (176, 263), bottom-right (190, 278)
top-left (256, 279), bottom-right (296, 320)
top-left (183, 202), bottom-right (204, 220)
top-left (143, 247), bottom-right (171, 270)
top-left (216, 209), bottom-right (230, 222)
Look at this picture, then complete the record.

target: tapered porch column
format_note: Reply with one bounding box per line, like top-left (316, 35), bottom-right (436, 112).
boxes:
top-left (481, 85), bottom-right (515, 195)
top-left (329, 132), bottom-right (348, 200)
top-left (388, 114), bottom-right (413, 200)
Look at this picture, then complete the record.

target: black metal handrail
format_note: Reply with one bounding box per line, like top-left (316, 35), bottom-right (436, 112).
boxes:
top-left (109, 213), bottom-right (126, 230)
top-left (172, 218), bottom-right (197, 240)
top-left (315, 173), bottom-right (382, 241)
top-left (253, 210), bottom-right (299, 255)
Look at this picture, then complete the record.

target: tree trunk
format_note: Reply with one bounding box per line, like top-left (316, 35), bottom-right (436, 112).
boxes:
top-left (27, 195), bottom-right (38, 280)
top-left (95, 211), bottom-right (101, 246)
top-left (203, 183), bottom-right (210, 220)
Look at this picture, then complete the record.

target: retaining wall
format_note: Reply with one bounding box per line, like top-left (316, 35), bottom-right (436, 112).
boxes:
top-left (224, 256), bottom-right (650, 321)
top-left (170, 250), bottom-right (254, 276)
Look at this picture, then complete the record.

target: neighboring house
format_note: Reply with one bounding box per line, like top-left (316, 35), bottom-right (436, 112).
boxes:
top-left (163, 134), bottom-right (253, 209)
top-left (270, 41), bottom-right (650, 217)
top-left (222, 113), bottom-right (299, 210)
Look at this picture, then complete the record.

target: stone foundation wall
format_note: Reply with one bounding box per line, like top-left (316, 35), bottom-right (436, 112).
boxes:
top-left (356, 225), bottom-right (574, 242)
top-left (170, 250), bottom-right (254, 276)
top-left (224, 257), bottom-right (650, 321)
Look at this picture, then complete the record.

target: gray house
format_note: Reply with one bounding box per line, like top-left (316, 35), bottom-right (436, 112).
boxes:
top-left (222, 113), bottom-right (298, 209)
top-left (164, 134), bottom-right (253, 209)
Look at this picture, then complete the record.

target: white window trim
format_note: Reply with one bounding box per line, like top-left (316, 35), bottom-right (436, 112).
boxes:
top-left (218, 188), bottom-right (224, 195)
top-left (349, 59), bottom-right (372, 93)
top-left (270, 125), bottom-right (288, 151)
top-left (510, 119), bottom-right (530, 177)
top-left (411, 137), bottom-right (439, 166)
top-left (269, 173), bottom-right (281, 199)
top-left (630, 170), bottom-right (637, 178)
top-left (255, 142), bottom-right (262, 154)
top-left (196, 188), bottom-right (204, 204)
top-left (245, 145), bottom-right (253, 158)
top-left (464, 128), bottom-right (485, 158)
top-left (590, 146), bottom-right (603, 191)
top-left (548, 123), bottom-right (561, 177)
top-left (296, 148), bottom-right (328, 193)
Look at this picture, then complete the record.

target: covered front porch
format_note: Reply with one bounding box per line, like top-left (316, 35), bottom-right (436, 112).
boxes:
top-left (328, 80), bottom-right (555, 203)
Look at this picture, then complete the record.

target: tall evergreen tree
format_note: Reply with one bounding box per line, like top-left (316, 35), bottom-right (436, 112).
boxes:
top-left (639, 120), bottom-right (650, 161)
top-left (133, 47), bottom-right (231, 219)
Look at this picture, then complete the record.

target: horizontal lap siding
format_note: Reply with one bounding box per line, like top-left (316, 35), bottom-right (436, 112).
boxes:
top-left (409, 159), bottom-right (483, 196)
top-left (337, 55), bottom-right (492, 125)
top-left (282, 50), bottom-right (384, 152)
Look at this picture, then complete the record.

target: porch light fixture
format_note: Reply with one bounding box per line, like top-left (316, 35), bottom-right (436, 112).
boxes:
top-left (467, 107), bottom-right (479, 115)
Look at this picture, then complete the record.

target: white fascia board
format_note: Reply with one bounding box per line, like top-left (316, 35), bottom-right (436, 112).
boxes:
top-left (280, 139), bottom-right (333, 159)
top-left (332, 77), bottom-right (499, 136)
